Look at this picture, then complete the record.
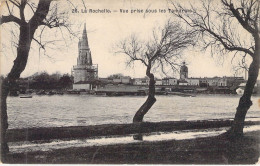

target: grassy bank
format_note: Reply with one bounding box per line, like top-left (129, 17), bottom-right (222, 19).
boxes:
top-left (5, 130), bottom-right (260, 164)
top-left (4, 120), bottom-right (260, 164)
top-left (6, 119), bottom-right (260, 142)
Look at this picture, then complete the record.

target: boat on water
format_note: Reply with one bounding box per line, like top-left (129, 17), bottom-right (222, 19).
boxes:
top-left (167, 92), bottom-right (196, 97)
top-left (20, 95), bottom-right (32, 98)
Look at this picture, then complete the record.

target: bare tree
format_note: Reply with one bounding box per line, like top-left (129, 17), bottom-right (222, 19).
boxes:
top-left (116, 20), bottom-right (195, 123)
top-left (172, 0), bottom-right (259, 137)
top-left (0, 0), bottom-right (77, 159)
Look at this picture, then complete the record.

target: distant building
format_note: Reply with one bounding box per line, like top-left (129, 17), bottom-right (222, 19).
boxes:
top-left (162, 78), bottom-right (169, 85)
top-left (134, 78), bottom-right (149, 85)
top-left (98, 78), bottom-right (113, 84)
top-left (72, 23), bottom-right (98, 90)
top-left (112, 76), bottom-right (131, 84)
top-left (178, 80), bottom-right (188, 86)
top-left (199, 78), bottom-right (208, 87)
top-left (112, 78), bottom-right (121, 83)
top-left (180, 62), bottom-right (188, 79)
top-left (186, 78), bottom-right (200, 86)
top-left (122, 77), bottom-right (131, 84)
top-left (207, 77), bottom-right (221, 86)
top-left (162, 77), bottom-right (178, 85)
top-left (226, 76), bottom-right (244, 87)
top-left (178, 61), bottom-right (189, 86)
top-left (196, 76), bottom-right (244, 87)
top-left (169, 78), bottom-right (178, 85)
top-left (218, 77), bottom-right (227, 87)
top-left (155, 79), bottom-right (162, 85)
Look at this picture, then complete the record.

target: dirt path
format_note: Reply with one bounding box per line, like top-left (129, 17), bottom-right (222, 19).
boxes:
top-left (4, 130), bottom-right (260, 164)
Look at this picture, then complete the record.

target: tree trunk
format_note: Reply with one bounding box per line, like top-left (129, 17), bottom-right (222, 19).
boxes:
top-left (1, 0), bottom-right (52, 160)
top-left (0, 79), bottom-right (9, 161)
top-left (1, 23), bottom-right (35, 160)
top-left (228, 37), bottom-right (260, 137)
top-left (133, 66), bottom-right (156, 123)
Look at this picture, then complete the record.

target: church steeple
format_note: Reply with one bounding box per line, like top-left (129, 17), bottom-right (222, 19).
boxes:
top-left (84, 23), bottom-right (86, 32)
top-left (81, 23), bottom-right (89, 49)
top-left (72, 22), bottom-right (98, 85)
top-left (77, 23), bottom-right (92, 65)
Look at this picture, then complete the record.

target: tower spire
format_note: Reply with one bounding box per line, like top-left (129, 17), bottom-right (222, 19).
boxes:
top-left (73, 22), bottom-right (98, 85)
top-left (83, 23), bottom-right (86, 33)
top-left (81, 23), bottom-right (89, 49)
top-left (77, 22), bottom-right (92, 65)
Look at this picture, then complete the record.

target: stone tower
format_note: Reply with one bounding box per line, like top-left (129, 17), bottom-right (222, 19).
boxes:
top-left (77, 23), bottom-right (92, 66)
top-left (180, 61), bottom-right (188, 79)
top-left (72, 23), bottom-right (98, 85)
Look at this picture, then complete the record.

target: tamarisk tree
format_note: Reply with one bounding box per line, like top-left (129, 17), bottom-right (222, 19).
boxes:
top-left (173, 0), bottom-right (260, 137)
top-left (116, 20), bottom-right (195, 123)
top-left (0, 0), bottom-right (77, 159)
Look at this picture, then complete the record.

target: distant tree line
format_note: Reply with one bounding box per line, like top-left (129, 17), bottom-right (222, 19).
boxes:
top-left (12, 72), bottom-right (73, 91)
top-left (107, 73), bottom-right (125, 79)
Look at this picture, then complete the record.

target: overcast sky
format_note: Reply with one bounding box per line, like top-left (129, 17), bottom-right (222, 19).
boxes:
top-left (0, 0), bottom-right (251, 79)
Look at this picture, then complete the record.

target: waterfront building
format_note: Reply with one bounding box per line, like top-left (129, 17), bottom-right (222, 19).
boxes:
top-left (225, 76), bottom-right (244, 87)
top-left (199, 78), bottom-right (208, 87)
top-left (162, 77), bottom-right (178, 85)
top-left (122, 77), bottom-right (131, 84)
top-left (162, 78), bottom-right (169, 85)
top-left (178, 61), bottom-right (189, 86)
top-left (112, 76), bottom-right (131, 84)
top-left (155, 79), bottom-right (163, 85)
top-left (216, 76), bottom-right (244, 87)
top-left (97, 78), bottom-right (113, 85)
top-left (218, 77), bottom-right (228, 87)
top-left (133, 78), bottom-right (140, 85)
top-left (180, 62), bottom-right (188, 79)
top-left (197, 76), bottom-right (244, 88)
top-left (72, 23), bottom-right (98, 90)
top-left (178, 80), bottom-right (189, 86)
top-left (207, 77), bottom-right (221, 86)
top-left (134, 77), bottom-right (149, 85)
top-left (169, 78), bottom-right (178, 85)
top-left (186, 78), bottom-right (200, 86)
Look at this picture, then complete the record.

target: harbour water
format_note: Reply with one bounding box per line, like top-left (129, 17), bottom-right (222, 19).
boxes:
top-left (7, 94), bottom-right (260, 129)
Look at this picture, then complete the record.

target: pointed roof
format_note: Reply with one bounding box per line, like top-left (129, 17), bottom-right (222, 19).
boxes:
top-left (89, 51), bottom-right (92, 65)
top-left (83, 23), bottom-right (86, 33)
top-left (81, 23), bottom-right (89, 48)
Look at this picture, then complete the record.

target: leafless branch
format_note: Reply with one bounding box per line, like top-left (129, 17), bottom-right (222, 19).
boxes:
top-left (115, 20), bottom-right (195, 77)
top-left (6, 1), bottom-right (12, 15)
top-left (33, 37), bottom-right (45, 49)
top-left (0, 15), bottom-right (22, 25)
top-left (9, 0), bottom-right (20, 8)
top-left (172, 0), bottom-right (259, 71)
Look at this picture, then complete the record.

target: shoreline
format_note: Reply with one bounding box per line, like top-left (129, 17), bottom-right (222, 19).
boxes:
top-left (5, 130), bottom-right (260, 164)
top-left (4, 119), bottom-right (260, 164)
top-left (7, 119), bottom-right (260, 142)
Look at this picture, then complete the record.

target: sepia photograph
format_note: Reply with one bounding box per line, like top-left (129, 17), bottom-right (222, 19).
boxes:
top-left (0, 0), bottom-right (260, 164)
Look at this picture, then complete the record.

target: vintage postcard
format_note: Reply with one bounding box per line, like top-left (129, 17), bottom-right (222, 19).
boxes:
top-left (0, 0), bottom-right (259, 164)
